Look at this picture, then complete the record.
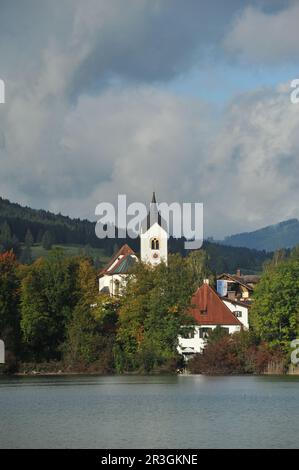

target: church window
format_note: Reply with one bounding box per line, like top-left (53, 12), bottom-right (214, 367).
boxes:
top-left (114, 279), bottom-right (120, 296)
top-left (151, 238), bottom-right (159, 250)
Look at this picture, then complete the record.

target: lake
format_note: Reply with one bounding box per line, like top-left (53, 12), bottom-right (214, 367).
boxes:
top-left (0, 375), bottom-right (298, 448)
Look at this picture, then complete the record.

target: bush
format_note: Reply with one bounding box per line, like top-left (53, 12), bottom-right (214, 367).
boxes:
top-left (187, 331), bottom-right (287, 375)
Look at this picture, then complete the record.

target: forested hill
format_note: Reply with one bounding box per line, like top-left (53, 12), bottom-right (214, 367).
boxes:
top-left (0, 196), bottom-right (271, 273)
top-left (222, 219), bottom-right (299, 252)
top-left (202, 240), bottom-right (270, 275)
top-left (0, 196), bottom-right (116, 252)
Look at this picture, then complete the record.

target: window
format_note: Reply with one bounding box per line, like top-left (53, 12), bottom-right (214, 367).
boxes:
top-left (114, 279), bottom-right (120, 296)
top-left (151, 238), bottom-right (159, 250)
top-left (180, 328), bottom-right (195, 339)
top-left (234, 310), bottom-right (242, 318)
top-left (199, 328), bottom-right (210, 339)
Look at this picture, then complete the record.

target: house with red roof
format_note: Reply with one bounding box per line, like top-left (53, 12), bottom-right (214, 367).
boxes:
top-left (178, 280), bottom-right (249, 359)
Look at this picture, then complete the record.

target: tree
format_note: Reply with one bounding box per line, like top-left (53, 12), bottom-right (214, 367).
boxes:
top-left (64, 259), bottom-right (118, 372)
top-left (207, 325), bottom-right (230, 345)
top-left (41, 230), bottom-right (53, 250)
top-left (20, 250), bottom-right (80, 360)
top-left (0, 221), bottom-right (21, 257)
top-left (250, 254), bottom-right (299, 350)
top-left (0, 251), bottom-right (21, 368)
top-left (19, 246), bottom-right (33, 265)
top-left (187, 330), bottom-right (285, 375)
top-left (24, 229), bottom-right (34, 247)
top-left (117, 251), bottom-right (211, 372)
top-left (20, 229), bottom-right (34, 265)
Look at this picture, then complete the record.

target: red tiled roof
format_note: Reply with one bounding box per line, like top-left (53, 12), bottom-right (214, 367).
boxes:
top-left (99, 244), bottom-right (135, 276)
top-left (187, 283), bottom-right (242, 326)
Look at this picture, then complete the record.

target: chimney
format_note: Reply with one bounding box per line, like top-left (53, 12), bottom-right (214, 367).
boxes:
top-left (236, 269), bottom-right (241, 277)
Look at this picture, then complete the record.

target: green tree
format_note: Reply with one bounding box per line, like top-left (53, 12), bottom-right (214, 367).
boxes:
top-left (0, 221), bottom-right (20, 257)
top-left (19, 246), bottom-right (33, 265)
top-left (0, 251), bottom-right (21, 368)
top-left (207, 325), bottom-right (230, 345)
top-left (20, 250), bottom-right (80, 360)
top-left (24, 229), bottom-right (34, 247)
top-left (41, 230), bottom-right (53, 250)
top-left (250, 254), bottom-right (299, 350)
top-left (64, 259), bottom-right (118, 372)
top-left (117, 251), bottom-right (211, 372)
top-left (20, 229), bottom-right (34, 265)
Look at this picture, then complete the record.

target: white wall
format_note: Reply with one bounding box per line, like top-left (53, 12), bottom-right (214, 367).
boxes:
top-left (223, 300), bottom-right (249, 329)
top-left (99, 273), bottom-right (129, 296)
top-left (177, 324), bottom-right (241, 359)
top-left (140, 222), bottom-right (168, 266)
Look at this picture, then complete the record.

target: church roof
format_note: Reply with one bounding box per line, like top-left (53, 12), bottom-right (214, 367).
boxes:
top-left (187, 283), bottom-right (242, 326)
top-left (142, 192), bottom-right (167, 231)
top-left (110, 254), bottom-right (137, 274)
top-left (99, 244), bottom-right (136, 276)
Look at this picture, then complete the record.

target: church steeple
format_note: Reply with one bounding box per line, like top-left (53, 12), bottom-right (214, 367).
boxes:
top-left (140, 192), bottom-right (168, 266)
top-left (148, 192), bottom-right (160, 229)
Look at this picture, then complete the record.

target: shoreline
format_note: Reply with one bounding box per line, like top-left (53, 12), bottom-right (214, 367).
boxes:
top-left (3, 371), bottom-right (299, 377)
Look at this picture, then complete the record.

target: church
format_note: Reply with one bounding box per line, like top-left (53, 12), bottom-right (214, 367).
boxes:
top-left (98, 192), bottom-right (168, 295)
top-left (98, 192), bottom-right (249, 357)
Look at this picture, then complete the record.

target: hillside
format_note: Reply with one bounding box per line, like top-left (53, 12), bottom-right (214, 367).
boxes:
top-left (222, 219), bottom-right (299, 252)
top-left (0, 196), bottom-right (271, 273)
top-left (0, 196), bottom-right (118, 255)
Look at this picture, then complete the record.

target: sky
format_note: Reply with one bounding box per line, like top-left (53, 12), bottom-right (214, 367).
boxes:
top-left (0, 0), bottom-right (299, 238)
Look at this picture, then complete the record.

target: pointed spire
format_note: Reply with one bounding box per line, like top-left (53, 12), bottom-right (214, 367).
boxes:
top-left (151, 191), bottom-right (157, 204)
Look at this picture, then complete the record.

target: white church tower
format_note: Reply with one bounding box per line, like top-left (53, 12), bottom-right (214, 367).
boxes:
top-left (140, 192), bottom-right (168, 266)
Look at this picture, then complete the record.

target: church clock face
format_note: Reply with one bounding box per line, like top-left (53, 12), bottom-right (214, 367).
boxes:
top-left (152, 252), bottom-right (159, 259)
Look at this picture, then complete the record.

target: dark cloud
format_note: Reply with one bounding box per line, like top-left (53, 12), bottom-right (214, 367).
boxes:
top-left (0, 0), bottom-right (298, 237)
top-left (224, 1), bottom-right (299, 64)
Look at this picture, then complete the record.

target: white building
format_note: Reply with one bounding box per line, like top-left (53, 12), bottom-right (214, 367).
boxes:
top-left (222, 298), bottom-right (249, 330)
top-left (140, 192), bottom-right (168, 266)
top-left (98, 244), bottom-right (138, 296)
top-left (98, 193), bottom-right (167, 295)
top-left (178, 281), bottom-right (249, 360)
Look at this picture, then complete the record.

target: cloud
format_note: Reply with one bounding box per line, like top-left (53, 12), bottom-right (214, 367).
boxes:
top-left (3, 81), bottom-right (298, 238)
top-left (0, 0), bottom-right (251, 96)
top-left (224, 1), bottom-right (299, 64)
top-left (62, 82), bottom-right (299, 239)
top-left (1, 0), bottom-right (299, 239)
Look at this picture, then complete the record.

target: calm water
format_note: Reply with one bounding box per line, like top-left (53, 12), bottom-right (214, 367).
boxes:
top-left (0, 374), bottom-right (299, 448)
